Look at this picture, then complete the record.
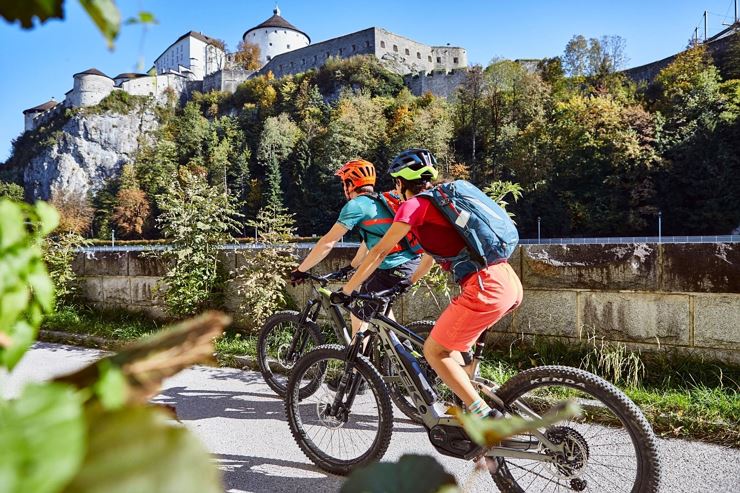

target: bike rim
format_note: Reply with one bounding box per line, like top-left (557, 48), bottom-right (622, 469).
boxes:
top-left (495, 384), bottom-right (642, 492)
top-left (263, 321), bottom-right (318, 390)
top-left (292, 355), bottom-right (385, 464)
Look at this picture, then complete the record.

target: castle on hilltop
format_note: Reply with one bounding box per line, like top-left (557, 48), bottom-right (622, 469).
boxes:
top-left (23, 7), bottom-right (468, 132)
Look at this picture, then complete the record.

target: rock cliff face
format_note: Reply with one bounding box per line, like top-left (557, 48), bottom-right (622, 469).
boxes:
top-left (22, 110), bottom-right (159, 200)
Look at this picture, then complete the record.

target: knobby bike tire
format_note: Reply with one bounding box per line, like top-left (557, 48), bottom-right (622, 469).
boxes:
top-left (284, 344), bottom-right (394, 475)
top-left (256, 310), bottom-right (324, 398)
top-left (491, 365), bottom-right (661, 493)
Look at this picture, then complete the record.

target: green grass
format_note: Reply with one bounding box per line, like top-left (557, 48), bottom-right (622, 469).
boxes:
top-left (480, 336), bottom-right (740, 446)
top-left (41, 305), bottom-right (740, 446)
top-left (43, 305), bottom-right (161, 341)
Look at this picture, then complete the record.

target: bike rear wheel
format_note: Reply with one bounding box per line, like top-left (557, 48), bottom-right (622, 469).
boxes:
top-left (284, 344), bottom-right (394, 475)
top-left (256, 310), bottom-right (324, 397)
top-left (491, 365), bottom-right (661, 493)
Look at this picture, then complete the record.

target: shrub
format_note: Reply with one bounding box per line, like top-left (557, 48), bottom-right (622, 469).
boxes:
top-left (235, 203), bottom-right (297, 330)
top-left (157, 169), bottom-right (241, 316)
top-left (49, 191), bottom-right (94, 235)
top-left (0, 180), bottom-right (24, 201)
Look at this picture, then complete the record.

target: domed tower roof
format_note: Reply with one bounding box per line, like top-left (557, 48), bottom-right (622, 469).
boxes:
top-left (243, 7), bottom-right (310, 42)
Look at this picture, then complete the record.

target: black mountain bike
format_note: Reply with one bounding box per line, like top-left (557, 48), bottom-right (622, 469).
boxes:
top-left (256, 270), bottom-right (435, 420)
top-left (284, 287), bottom-right (661, 492)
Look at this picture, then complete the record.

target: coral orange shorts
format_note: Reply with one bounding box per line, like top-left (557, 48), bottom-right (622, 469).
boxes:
top-left (430, 262), bottom-right (523, 352)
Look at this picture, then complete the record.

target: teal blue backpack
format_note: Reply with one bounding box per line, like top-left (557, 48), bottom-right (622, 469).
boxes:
top-left (418, 180), bottom-right (519, 283)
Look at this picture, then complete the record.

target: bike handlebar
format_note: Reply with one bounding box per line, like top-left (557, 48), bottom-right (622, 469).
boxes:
top-left (306, 270), bottom-right (351, 286)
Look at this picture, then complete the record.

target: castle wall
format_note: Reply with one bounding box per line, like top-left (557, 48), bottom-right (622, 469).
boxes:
top-left (203, 68), bottom-right (254, 93)
top-left (404, 69), bottom-right (467, 98)
top-left (245, 26), bottom-right (310, 65)
top-left (24, 113), bottom-right (37, 132)
top-left (261, 28), bottom-right (376, 78)
top-left (69, 74), bottom-right (114, 107)
top-left (431, 46), bottom-right (467, 71)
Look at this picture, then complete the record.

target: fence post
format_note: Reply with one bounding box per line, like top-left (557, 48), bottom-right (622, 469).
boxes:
top-left (537, 217), bottom-right (541, 243)
top-left (111, 229), bottom-right (115, 248)
top-left (658, 211), bottom-right (662, 244)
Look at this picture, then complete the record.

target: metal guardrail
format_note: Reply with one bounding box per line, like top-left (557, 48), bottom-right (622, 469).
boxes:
top-left (519, 235), bottom-right (740, 245)
top-left (79, 235), bottom-right (740, 253)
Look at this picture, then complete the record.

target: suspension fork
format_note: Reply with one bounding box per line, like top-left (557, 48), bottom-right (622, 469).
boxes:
top-left (327, 330), bottom-right (369, 417)
top-left (286, 299), bottom-right (321, 358)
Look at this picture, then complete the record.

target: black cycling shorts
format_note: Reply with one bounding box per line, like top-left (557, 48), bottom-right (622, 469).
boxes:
top-left (354, 257), bottom-right (420, 321)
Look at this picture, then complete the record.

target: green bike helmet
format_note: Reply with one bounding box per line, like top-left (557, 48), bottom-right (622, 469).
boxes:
top-left (388, 148), bottom-right (439, 181)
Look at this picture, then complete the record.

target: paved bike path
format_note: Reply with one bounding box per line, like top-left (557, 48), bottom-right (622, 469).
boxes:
top-left (3, 342), bottom-right (738, 493)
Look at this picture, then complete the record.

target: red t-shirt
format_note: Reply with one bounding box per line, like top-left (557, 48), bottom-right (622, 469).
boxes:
top-left (394, 196), bottom-right (466, 264)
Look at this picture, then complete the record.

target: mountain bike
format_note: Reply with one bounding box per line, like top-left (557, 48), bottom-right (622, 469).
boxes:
top-left (284, 286), bottom-right (661, 492)
top-left (256, 270), bottom-right (435, 420)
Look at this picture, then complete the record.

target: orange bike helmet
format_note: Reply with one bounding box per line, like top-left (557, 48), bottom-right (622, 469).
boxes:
top-left (335, 159), bottom-right (376, 194)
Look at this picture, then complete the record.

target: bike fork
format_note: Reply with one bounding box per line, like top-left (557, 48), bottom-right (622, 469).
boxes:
top-left (327, 330), bottom-right (368, 417)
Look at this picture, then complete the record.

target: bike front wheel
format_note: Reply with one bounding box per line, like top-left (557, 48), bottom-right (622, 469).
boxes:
top-left (490, 365), bottom-right (661, 493)
top-left (284, 344), bottom-right (394, 475)
top-left (256, 310), bottom-right (324, 397)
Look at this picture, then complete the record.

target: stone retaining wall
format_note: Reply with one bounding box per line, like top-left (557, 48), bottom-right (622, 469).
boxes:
top-left (72, 243), bottom-right (740, 363)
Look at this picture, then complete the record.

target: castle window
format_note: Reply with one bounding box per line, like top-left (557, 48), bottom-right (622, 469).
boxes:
top-left (428, 55), bottom-right (432, 62)
top-left (339, 48), bottom-right (343, 55)
top-left (314, 55), bottom-right (318, 62)
top-left (380, 40), bottom-right (386, 48)
top-left (274, 30), bottom-right (278, 33)
top-left (352, 44), bottom-right (356, 52)
top-left (326, 52), bottom-right (330, 58)
top-left (436, 57), bottom-right (441, 63)
top-left (269, 42), bottom-right (273, 46)
top-left (453, 57), bottom-right (459, 64)
top-left (287, 44), bottom-right (291, 49)
top-left (417, 52), bottom-right (421, 59)
top-left (267, 55), bottom-right (272, 61)
top-left (290, 62), bottom-right (294, 67)
top-left (393, 44), bottom-right (398, 52)
top-left (365, 41), bottom-right (370, 48)
top-left (405, 48), bottom-right (410, 55)
top-left (302, 59), bottom-right (305, 65)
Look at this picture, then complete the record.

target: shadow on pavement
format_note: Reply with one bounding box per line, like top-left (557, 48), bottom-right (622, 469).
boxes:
top-left (215, 453), bottom-right (344, 493)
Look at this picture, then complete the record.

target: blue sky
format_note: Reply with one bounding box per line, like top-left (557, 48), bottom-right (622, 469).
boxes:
top-left (1, 0), bottom-right (738, 161)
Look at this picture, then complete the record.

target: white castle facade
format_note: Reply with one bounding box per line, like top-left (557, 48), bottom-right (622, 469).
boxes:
top-left (23, 7), bottom-right (467, 132)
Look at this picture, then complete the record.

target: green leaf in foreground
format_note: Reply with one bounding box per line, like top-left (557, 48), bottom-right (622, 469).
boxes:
top-left (79, 0), bottom-right (121, 48)
top-left (0, 382), bottom-right (86, 493)
top-left (341, 454), bottom-right (458, 493)
top-left (62, 406), bottom-right (222, 493)
top-left (454, 400), bottom-right (582, 447)
top-left (0, 0), bottom-right (64, 28)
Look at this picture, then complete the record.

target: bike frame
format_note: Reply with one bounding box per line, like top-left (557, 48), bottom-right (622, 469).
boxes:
top-left (336, 306), bottom-right (565, 463)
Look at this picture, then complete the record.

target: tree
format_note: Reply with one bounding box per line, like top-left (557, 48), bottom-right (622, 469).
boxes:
top-left (563, 35), bottom-right (589, 77)
top-left (257, 114), bottom-right (301, 208)
top-left (49, 191), bottom-right (94, 235)
top-left (234, 40), bottom-right (261, 70)
top-left (563, 35), bottom-right (627, 77)
top-left (111, 188), bottom-right (150, 237)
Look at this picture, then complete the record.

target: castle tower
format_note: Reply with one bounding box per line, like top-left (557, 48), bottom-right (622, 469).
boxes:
top-left (242, 6), bottom-right (310, 66)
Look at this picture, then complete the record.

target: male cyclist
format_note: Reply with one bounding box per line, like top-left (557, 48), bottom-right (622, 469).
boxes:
top-left (337, 149), bottom-right (523, 418)
top-left (290, 159), bottom-right (423, 336)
